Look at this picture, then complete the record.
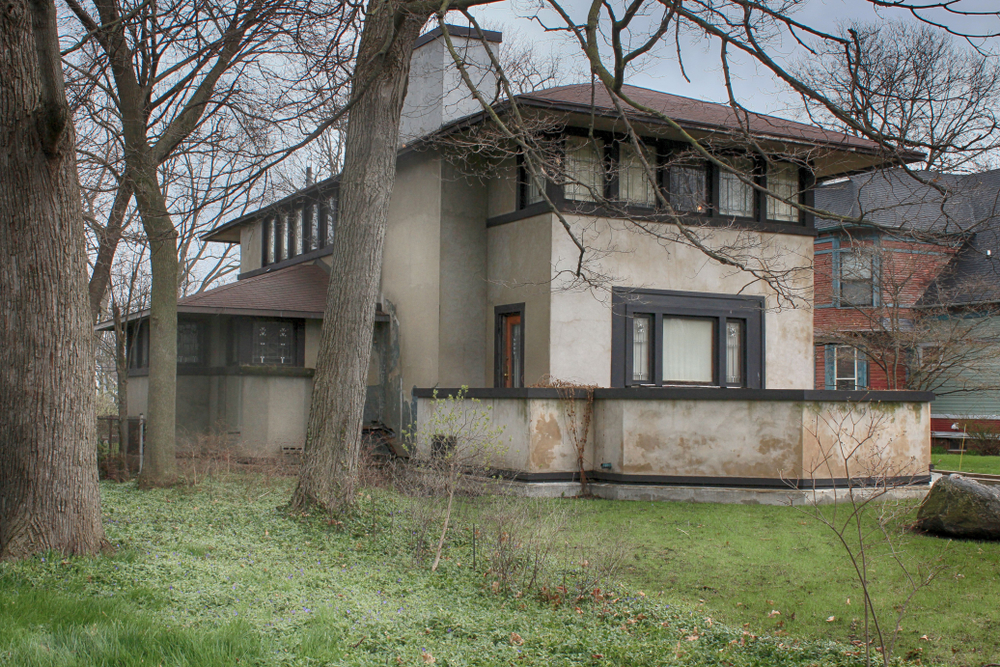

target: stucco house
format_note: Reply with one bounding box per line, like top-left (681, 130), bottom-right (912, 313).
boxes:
top-left (120, 25), bottom-right (934, 495)
top-left (814, 169), bottom-right (1000, 446)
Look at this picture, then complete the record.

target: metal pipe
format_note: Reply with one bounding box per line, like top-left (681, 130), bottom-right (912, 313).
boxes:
top-left (138, 413), bottom-right (145, 474)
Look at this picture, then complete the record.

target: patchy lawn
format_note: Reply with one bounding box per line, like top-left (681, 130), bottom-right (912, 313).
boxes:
top-left (583, 497), bottom-right (1000, 666)
top-left (932, 452), bottom-right (1000, 475)
top-left (1, 476), bottom-right (997, 666)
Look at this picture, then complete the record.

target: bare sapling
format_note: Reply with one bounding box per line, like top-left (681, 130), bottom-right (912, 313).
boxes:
top-left (793, 403), bottom-right (946, 667)
top-left (407, 387), bottom-right (507, 572)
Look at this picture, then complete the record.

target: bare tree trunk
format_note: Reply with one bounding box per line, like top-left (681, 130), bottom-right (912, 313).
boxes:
top-left (133, 168), bottom-right (179, 487)
top-left (0, 0), bottom-right (106, 558)
top-left (292, 2), bottom-right (430, 510)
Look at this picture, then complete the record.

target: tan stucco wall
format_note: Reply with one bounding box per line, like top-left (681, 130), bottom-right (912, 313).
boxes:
top-left (438, 161), bottom-right (488, 386)
top-left (381, 151), bottom-right (443, 392)
top-left (237, 376), bottom-right (311, 456)
top-left (486, 214), bottom-right (553, 386)
top-left (304, 319), bottom-right (322, 369)
top-left (547, 215), bottom-right (815, 388)
top-left (801, 401), bottom-right (931, 478)
top-left (487, 157), bottom-right (517, 218)
top-left (240, 221), bottom-right (263, 274)
top-left (417, 395), bottom-right (931, 480)
top-left (595, 399), bottom-right (803, 478)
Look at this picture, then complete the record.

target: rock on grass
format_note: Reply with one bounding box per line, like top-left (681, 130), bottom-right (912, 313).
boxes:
top-left (916, 475), bottom-right (1000, 540)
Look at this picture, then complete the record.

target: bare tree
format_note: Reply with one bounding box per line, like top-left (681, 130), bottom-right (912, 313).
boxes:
top-left (0, 0), bottom-right (105, 558)
top-left (63, 0), bottom-right (358, 486)
top-left (799, 21), bottom-right (1000, 173)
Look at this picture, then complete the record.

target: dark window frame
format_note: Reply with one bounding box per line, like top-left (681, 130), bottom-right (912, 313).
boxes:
top-left (494, 303), bottom-right (526, 388)
top-left (611, 288), bottom-right (765, 389)
top-left (512, 131), bottom-right (812, 229)
top-left (176, 318), bottom-right (207, 366)
top-left (229, 316), bottom-right (306, 367)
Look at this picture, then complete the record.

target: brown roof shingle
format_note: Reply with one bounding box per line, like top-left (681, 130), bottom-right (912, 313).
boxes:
top-left (515, 84), bottom-right (886, 153)
top-left (177, 263), bottom-right (329, 317)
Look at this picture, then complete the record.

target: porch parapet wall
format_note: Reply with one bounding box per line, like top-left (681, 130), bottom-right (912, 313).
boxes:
top-left (413, 387), bottom-right (932, 488)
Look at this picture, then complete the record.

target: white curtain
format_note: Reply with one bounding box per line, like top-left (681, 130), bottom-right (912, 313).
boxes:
top-left (662, 318), bottom-right (714, 383)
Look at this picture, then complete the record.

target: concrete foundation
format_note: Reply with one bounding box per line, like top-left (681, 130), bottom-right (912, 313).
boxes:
top-left (511, 480), bottom-right (930, 506)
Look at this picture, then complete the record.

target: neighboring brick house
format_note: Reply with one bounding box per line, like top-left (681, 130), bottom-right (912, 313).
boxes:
top-left (814, 169), bottom-right (1000, 443)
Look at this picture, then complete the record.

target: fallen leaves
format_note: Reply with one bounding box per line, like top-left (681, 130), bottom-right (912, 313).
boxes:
top-left (767, 610), bottom-right (781, 618)
top-left (509, 632), bottom-right (523, 646)
top-left (421, 651), bottom-right (435, 664)
top-left (826, 616), bottom-right (836, 622)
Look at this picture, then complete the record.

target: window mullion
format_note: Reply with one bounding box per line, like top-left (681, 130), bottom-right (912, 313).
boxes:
top-left (653, 313), bottom-right (663, 387)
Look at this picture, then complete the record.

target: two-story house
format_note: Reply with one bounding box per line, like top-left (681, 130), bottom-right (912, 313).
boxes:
top-left (116, 25), bottom-right (934, 494)
top-left (814, 169), bottom-right (1000, 445)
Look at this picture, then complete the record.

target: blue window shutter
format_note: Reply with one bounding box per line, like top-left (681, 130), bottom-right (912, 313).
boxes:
top-left (824, 345), bottom-right (836, 390)
top-left (857, 357), bottom-right (869, 389)
top-left (871, 253), bottom-right (881, 307)
top-left (832, 245), bottom-right (841, 307)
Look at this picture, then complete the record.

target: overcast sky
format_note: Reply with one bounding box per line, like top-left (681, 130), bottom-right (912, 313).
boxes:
top-left (467, 0), bottom-right (1000, 119)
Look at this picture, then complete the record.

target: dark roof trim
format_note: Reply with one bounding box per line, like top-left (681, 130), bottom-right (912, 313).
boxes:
top-left (414, 25), bottom-right (502, 49)
top-left (95, 302), bottom-right (389, 331)
top-left (238, 247), bottom-right (334, 280)
top-left (414, 386), bottom-right (934, 402)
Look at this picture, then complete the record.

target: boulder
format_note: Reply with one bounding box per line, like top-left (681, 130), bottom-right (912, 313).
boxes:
top-left (916, 475), bottom-right (1000, 540)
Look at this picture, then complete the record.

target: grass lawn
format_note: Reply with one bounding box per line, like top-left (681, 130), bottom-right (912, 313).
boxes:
top-left (932, 452), bottom-right (1000, 475)
top-left (1, 476), bottom-right (997, 666)
top-left (579, 497), bottom-right (1000, 666)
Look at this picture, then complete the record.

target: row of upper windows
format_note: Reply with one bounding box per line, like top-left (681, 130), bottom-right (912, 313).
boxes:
top-left (261, 196), bottom-right (338, 267)
top-left (517, 134), bottom-right (809, 225)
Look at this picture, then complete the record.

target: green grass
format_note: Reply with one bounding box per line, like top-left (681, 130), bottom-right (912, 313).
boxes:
top-left (581, 498), bottom-right (1000, 666)
top-left (1, 477), bottom-right (998, 666)
top-left (0, 479), bottom-right (874, 667)
top-left (932, 451), bottom-right (1000, 475)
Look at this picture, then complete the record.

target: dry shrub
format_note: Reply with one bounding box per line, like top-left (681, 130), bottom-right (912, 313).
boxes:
top-left (962, 420), bottom-right (1000, 456)
top-left (479, 495), bottom-right (630, 602)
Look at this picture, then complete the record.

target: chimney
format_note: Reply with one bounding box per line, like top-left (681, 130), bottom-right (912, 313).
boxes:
top-left (399, 24), bottom-right (502, 145)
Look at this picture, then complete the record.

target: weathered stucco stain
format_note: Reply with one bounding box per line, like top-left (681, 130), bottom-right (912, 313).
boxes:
top-left (530, 412), bottom-right (562, 471)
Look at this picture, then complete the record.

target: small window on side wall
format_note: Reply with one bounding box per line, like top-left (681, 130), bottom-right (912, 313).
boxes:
top-left (766, 162), bottom-right (801, 223)
top-left (838, 249), bottom-right (877, 307)
top-left (494, 304), bottom-right (525, 388)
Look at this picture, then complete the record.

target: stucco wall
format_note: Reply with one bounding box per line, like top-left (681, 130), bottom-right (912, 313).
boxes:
top-left (547, 215), bottom-right (815, 388)
top-left (487, 157), bottom-right (517, 218)
top-left (237, 375), bottom-right (312, 456)
top-left (240, 221), bottom-right (263, 274)
top-left (595, 399), bottom-right (804, 478)
top-left (486, 214), bottom-right (553, 386)
top-left (438, 161), bottom-right (488, 386)
top-left (416, 393), bottom-right (931, 481)
top-left (381, 151), bottom-right (443, 391)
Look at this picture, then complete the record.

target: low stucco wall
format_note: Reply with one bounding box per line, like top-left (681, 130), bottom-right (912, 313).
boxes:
top-left (413, 388), bottom-right (932, 485)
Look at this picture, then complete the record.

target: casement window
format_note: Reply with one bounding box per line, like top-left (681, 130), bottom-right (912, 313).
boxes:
top-left (494, 304), bottom-right (525, 388)
top-left (262, 194), bottom-right (337, 267)
top-left (228, 317), bottom-right (305, 366)
top-left (176, 321), bottom-right (204, 365)
top-left (766, 162), bottom-right (801, 223)
top-left (128, 318), bottom-right (205, 369)
top-left (718, 157), bottom-right (756, 218)
top-left (618, 142), bottom-right (659, 207)
top-left (825, 345), bottom-right (868, 390)
top-left (613, 288), bottom-right (764, 388)
top-left (668, 160), bottom-right (709, 213)
top-left (253, 320), bottom-right (296, 365)
top-left (128, 320), bottom-right (150, 369)
top-left (837, 249), bottom-right (878, 307)
top-left (564, 136), bottom-right (606, 202)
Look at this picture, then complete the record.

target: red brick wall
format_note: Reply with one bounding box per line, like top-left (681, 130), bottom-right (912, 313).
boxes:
top-left (813, 234), bottom-right (958, 389)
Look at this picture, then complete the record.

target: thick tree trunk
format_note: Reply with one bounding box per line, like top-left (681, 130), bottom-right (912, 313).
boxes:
top-left (132, 166), bottom-right (178, 487)
top-left (0, 0), bottom-right (106, 558)
top-left (292, 2), bottom-right (430, 510)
